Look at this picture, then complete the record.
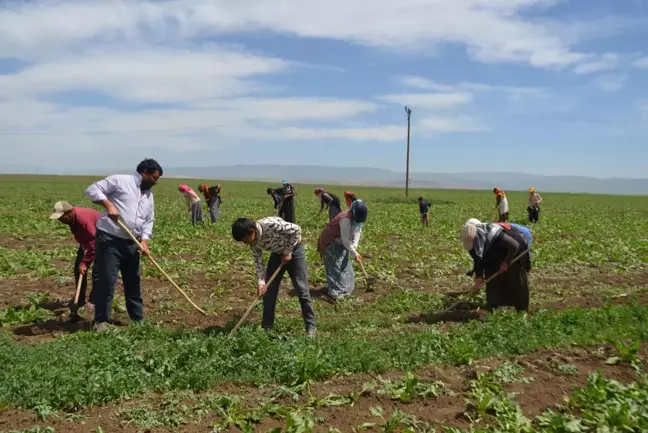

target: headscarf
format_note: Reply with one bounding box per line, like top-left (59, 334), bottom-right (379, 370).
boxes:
top-left (529, 187), bottom-right (535, 193)
top-left (350, 199), bottom-right (368, 226)
top-left (199, 183), bottom-right (210, 200)
top-left (315, 187), bottom-right (324, 195)
top-left (460, 220), bottom-right (503, 258)
top-left (178, 184), bottom-right (191, 193)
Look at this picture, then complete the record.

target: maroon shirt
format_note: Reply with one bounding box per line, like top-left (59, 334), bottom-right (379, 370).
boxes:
top-left (68, 206), bottom-right (102, 267)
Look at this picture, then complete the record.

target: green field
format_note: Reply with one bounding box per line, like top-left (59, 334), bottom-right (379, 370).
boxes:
top-left (0, 174), bottom-right (647, 432)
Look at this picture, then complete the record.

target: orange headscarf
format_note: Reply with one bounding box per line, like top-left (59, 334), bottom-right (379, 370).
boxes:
top-left (198, 183), bottom-right (210, 200)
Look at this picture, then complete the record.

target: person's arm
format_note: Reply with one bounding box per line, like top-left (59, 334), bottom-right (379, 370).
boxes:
top-left (500, 232), bottom-right (520, 265)
top-left (81, 240), bottom-right (95, 268)
top-left (537, 194), bottom-right (543, 204)
top-left (86, 176), bottom-right (120, 220)
top-left (319, 195), bottom-right (325, 213)
top-left (141, 194), bottom-right (154, 243)
top-left (339, 218), bottom-right (359, 258)
top-left (253, 246), bottom-right (265, 285)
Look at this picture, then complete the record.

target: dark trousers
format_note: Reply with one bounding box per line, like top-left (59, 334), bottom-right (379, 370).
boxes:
top-left (93, 230), bottom-right (144, 324)
top-left (208, 196), bottom-right (220, 223)
top-left (280, 200), bottom-right (295, 223)
top-left (73, 246), bottom-right (98, 307)
top-left (484, 260), bottom-right (529, 312)
top-left (263, 243), bottom-right (316, 331)
top-left (190, 202), bottom-right (204, 225)
top-left (528, 207), bottom-right (540, 223)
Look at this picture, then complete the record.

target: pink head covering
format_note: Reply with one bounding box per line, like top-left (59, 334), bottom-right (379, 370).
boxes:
top-left (178, 184), bottom-right (192, 193)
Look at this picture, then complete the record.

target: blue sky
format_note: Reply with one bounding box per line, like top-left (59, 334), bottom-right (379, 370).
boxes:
top-left (1, 0), bottom-right (647, 178)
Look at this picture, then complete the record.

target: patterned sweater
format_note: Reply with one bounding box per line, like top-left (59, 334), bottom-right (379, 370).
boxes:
top-left (252, 217), bottom-right (302, 283)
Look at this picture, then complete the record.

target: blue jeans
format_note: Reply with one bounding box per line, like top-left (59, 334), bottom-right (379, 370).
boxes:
top-left (93, 230), bottom-right (144, 324)
top-left (263, 243), bottom-right (316, 331)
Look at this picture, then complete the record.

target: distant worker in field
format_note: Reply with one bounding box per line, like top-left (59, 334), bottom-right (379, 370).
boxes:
top-left (277, 180), bottom-right (296, 223)
top-left (317, 200), bottom-right (368, 300)
top-left (85, 158), bottom-right (163, 333)
top-left (527, 188), bottom-right (543, 223)
top-left (178, 184), bottom-right (204, 225)
top-left (198, 183), bottom-right (222, 223)
top-left (418, 197), bottom-right (431, 227)
top-left (460, 218), bottom-right (531, 313)
top-left (49, 201), bottom-right (102, 321)
top-left (267, 187), bottom-right (283, 211)
top-left (315, 188), bottom-right (343, 221)
top-left (231, 216), bottom-right (316, 336)
top-left (344, 190), bottom-right (359, 209)
top-left (493, 188), bottom-right (509, 222)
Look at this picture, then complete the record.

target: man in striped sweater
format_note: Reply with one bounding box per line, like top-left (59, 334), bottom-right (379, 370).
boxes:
top-left (232, 216), bottom-right (316, 336)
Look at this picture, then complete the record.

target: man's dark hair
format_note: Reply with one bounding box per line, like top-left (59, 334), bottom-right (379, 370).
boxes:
top-left (266, 188), bottom-right (273, 194)
top-left (137, 158), bottom-right (163, 176)
top-left (232, 218), bottom-right (257, 241)
top-left (418, 197), bottom-right (423, 201)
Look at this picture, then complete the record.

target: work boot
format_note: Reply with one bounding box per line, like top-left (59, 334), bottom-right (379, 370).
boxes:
top-left (93, 322), bottom-right (110, 333)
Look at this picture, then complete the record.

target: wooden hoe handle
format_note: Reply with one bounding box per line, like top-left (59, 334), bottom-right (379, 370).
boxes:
top-left (117, 220), bottom-right (207, 316)
top-left (229, 265), bottom-right (283, 336)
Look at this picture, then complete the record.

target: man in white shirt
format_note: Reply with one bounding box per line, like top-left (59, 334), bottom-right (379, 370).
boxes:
top-left (85, 158), bottom-right (163, 332)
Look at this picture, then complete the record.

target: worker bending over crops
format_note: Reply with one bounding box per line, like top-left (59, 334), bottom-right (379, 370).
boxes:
top-left (198, 183), bottom-right (222, 223)
top-left (277, 180), bottom-right (296, 223)
top-left (493, 188), bottom-right (509, 222)
top-left (231, 216), bottom-right (316, 336)
top-left (344, 190), bottom-right (359, 209)
top-left (85, 158), bottom-right (163, 333)
top-left (460, 218), bottom-right (531, 312)
top-left (49, 201), bottom-right (102, 321)
top-left (317, 200), bottom-right (368, 300)
top-left (418, 197), bottom-right (431, 227)
top-left (178, 184), bottom-right (204, 225)
top-left (315, 188), bottom-right (343, 221)
top-left (527, 188), bottom-right (543, 223)
top-left (267, 187), bottom-right (283, 211)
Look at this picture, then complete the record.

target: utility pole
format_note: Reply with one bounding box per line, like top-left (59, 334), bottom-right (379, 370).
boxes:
top-left (404, 106), bottom-right (412, 197)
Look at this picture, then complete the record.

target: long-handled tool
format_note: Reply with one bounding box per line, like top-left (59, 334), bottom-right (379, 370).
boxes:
top-left (116, 219), bottom-right (207, 316)
top-left (441, 248), bottom-right (531, 314)
top-left (73, 271), bottom-right (84, 306)
top-left (229, 265), bottom-right (283, 336)
top-left (357, 259), bottom-right (376, 292)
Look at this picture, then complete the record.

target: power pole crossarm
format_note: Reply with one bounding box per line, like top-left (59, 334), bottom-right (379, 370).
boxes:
top-left (405, 106), bottom-right (412, 197)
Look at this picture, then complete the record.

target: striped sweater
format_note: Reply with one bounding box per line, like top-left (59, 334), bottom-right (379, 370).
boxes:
top-left (251, 217), bottom-right (302, 283)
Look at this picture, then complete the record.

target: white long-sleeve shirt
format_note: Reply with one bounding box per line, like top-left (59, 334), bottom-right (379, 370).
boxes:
top-left (338, 217), bottom-right (362, 258)
top-left (181, 189), bottom-right (201, 210)
top-left (86, 172), bottom-right (155, 240)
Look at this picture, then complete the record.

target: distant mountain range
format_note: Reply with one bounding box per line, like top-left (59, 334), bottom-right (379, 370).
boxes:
top-left (1, 164), bottom-right (646, 195)
top-left (159, 165), bottom-right (648, 195)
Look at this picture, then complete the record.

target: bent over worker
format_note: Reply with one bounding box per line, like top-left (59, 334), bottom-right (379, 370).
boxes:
top-left (493, 188), bottom-right (509, 222)
top-left (85, 158), bottom-right (162, 333)
top-left (315, 188), bottom-right (342, 221)
top-left (199, 183), bottom-right (222, 223)
top-left (49, 201), bottom-right (101, 320)
top-left (460, 218), bottom-right (531, 312)
top-left (178, 184), bottom-right (203, 225)
top-left (317, 199), bottom-right (368, 300)
top-left (231, 216), bottom-right (316, 336)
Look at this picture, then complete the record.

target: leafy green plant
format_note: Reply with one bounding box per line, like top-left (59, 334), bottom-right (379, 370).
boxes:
top-left (376, 372), bottom-right (445, 402)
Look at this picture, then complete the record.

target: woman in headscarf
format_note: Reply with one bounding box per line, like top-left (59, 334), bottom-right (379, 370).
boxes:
top-left (527, 187), bottom-right (543, 223)
top-left (344, 190), bottom-right (359, 209)
top-left (493, 188), bottom-right (509, 222)
top-left (460, 218), bottom-right (531, 312)
top-left (178, 184), bottom-right (204, 225)
top-left (198, 183), bottom-right (222, 223)
top-left (315, 188), bottom-right (343, 221)
top-left (317, 199), bottom-right (368, 300)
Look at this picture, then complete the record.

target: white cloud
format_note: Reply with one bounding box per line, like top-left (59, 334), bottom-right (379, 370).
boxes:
top-left (592, 74), bottom-right (628, 92)
top-left (632, 56), bottom-right (648, 69)
top-left (377, 93), bottom-right (473, 109)
top-left (0, 0), bottom-right (602, 68)
top-left (573, 53), bottom-right (618, 75)
top-left (399, 76), bottom-right (549, 100)
top-left (417, 116), bottom-right (486, 133)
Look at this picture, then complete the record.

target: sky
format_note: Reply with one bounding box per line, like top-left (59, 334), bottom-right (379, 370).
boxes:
top-left (1, 0), bottom-right (647, 178)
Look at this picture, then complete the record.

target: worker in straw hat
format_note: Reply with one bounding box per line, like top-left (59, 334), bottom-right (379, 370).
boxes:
top-left (527, 187), bottom-right (543, 223)
top-left (49, 201), bottom-right (102, 321)
top-left (460, 218), bottom-right (531, 312)
top-left (314, 188), bottom-right (343, 221)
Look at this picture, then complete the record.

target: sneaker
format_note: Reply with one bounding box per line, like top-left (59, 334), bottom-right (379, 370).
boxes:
top-left (93, 322), bottom-right (110, 333)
